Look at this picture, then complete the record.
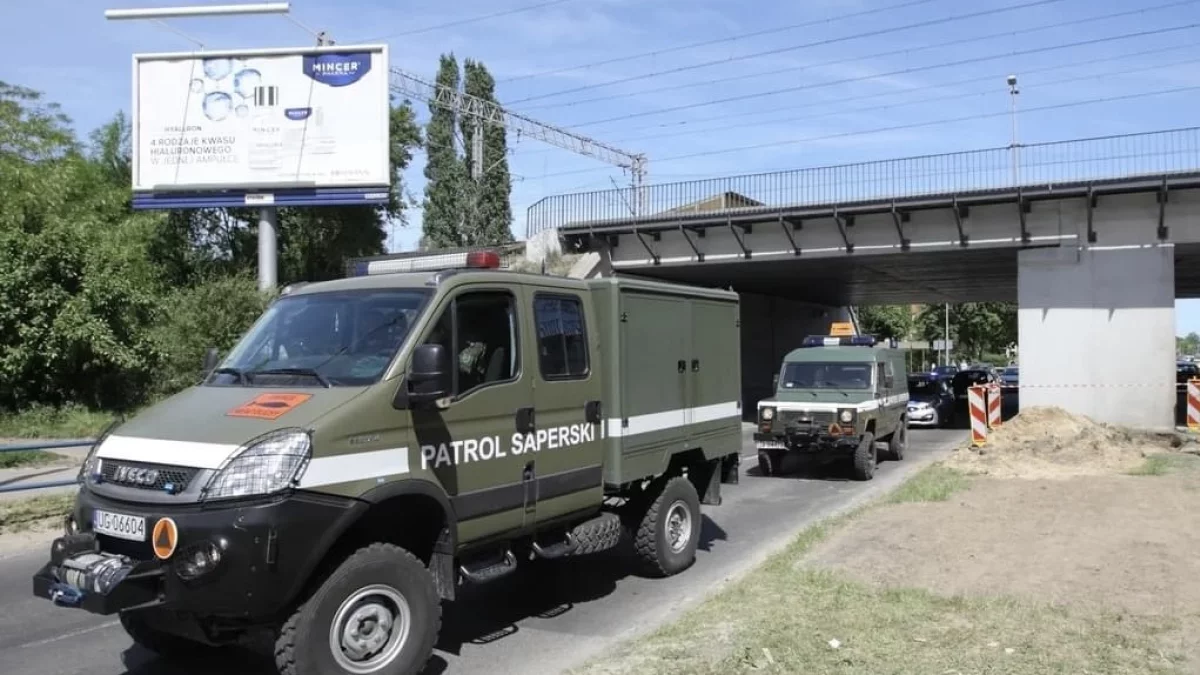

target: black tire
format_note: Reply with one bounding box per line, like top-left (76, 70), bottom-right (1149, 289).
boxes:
top-left (571, 513), bottom-right (624, 555)
top-left (275, 543), bottom-right (440, 675)
top-left (757, 449), bottom-right (778, 476)
top-left (851, 432), bottom-right (877, 481)
top-left (632, 475), bottom-right (702, 577)
top-left (120, 611), bottom-right (210, 660)
top-left (888, 419), bottom-right (908, 461)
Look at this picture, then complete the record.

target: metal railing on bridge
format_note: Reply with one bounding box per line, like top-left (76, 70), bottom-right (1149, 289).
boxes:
top-left (0, 439), bottom-right (92, 494)
top-left (525, 126), bottom-right (1200, 237)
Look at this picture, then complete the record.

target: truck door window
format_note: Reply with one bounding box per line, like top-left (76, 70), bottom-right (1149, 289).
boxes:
top-left (533, 294), bottom-right (590, 380)
top-left (423, 291), bottom-right (519, 397)
top-left (876, 363), bottom-right (886, 390)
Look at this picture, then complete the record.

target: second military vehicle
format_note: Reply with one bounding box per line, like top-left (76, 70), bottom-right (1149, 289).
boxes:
top-left (754, 334), bottom-right (909, 480)
top-left (31, 250), bottom-right (743, 675)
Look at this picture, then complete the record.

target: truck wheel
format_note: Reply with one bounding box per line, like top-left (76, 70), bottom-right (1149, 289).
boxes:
top-left (632, 475), bottom-right (701, 577)
top-left (888, 420), bottom-right (907, 461)
top-left (275, 543), bottom-right (440, 675)
top-left (120, 611), bottom-right (208, 660)
top-left (851, 432), bottom-right (877, 481)
top-left (572, 512), bottom-right (624, 555)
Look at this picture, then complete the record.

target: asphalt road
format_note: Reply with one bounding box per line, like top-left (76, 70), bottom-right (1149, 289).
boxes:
top-left (0, 427), bottom-right (964, 675)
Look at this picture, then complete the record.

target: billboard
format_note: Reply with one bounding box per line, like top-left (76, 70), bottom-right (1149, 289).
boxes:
top-left (131, 44), bottom-right (390, 209)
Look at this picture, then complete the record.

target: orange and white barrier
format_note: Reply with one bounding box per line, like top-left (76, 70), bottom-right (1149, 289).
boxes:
top-left (1188, 378), bottom-right (1200, 431)
top-left (986, 383), bottom-right (1002, 429)
top-left (968, 385), bottom-right (988, 446)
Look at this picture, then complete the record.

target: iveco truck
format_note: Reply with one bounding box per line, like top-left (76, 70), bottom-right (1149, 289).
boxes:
top-left (31, 250), bottom-right (744, 675)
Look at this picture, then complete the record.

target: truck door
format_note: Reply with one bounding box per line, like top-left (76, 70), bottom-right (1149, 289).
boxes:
top-left (409, 285), bottom-right (533, 545)
top-left (523, 286), bottom-right (604, 525)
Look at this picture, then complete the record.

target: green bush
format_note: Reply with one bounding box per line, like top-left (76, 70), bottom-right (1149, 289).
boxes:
top-left (150, 273), bottom-right (273, 397)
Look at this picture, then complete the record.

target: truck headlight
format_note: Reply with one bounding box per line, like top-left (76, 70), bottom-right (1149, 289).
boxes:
top-left (761, 407), bottom-right (775, 421)
top-left (78, 421), bottom-right (120, 485)
top-left (201, 429), bottom-right (312, 502)
top-left (839, 409), bottom-right (854, 424)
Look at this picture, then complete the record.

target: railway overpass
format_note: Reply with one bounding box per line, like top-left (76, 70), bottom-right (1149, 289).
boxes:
top-left (524, 126), bottom-right (1200, 431)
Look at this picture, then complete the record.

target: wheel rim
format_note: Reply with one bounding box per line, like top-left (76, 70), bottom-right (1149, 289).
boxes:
top-left (664, 499), bottom-right (693, 553)
top-left (328, 584), bottom-right (412, 674)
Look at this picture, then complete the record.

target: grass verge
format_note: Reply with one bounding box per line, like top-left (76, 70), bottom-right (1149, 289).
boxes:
top-left (0, 493), bottom-right (74, 534)
top-left (0, 404), bottom-right (120, 440)
top-left (1127, 452), bottom-right (1200, 476)
top-left (884, 463), bottom-right (970, 504)
top-left (0, 450), bottom-right (67, 470)
top-left (570, 466), bottom-right (1182, 675)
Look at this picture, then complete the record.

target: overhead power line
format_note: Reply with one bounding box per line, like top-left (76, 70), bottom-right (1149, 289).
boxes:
top-left (505, 0), bottom-right (1068, 105)
top-left (521, 0), bottom-right (1200, 112)
top-left (360, 0), bottom-right (580, 42)
top-left (526, 84), bottom-right (1200, 181)
top-left (594, 38), bottom-right (1198, 141)
top-left (496, 0), bottom-right (943, 85)
top-left (567, 22), bottom-right (1200, 129)
top-left (502, 50), bottom-right (1198, 155)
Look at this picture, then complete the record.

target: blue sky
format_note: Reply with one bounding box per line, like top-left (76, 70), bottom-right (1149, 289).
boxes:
top-left (5, 0), bottom-right (1200, 333)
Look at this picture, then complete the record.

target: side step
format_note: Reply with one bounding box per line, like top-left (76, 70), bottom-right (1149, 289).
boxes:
top-left (458, 549), bottom-right (518, 585)
top-left (531, 532), bottom-right (578, 560)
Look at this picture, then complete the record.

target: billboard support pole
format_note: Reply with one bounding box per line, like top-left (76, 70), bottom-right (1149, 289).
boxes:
top-left (258, 207), bottom-right (278, 291)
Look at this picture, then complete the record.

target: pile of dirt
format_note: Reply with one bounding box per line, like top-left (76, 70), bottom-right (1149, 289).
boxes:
top-left (948, 405), bottom-right (1186, 478)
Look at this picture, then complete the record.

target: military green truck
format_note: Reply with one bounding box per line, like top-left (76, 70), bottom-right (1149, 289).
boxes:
top-left (30, 250), bottom-right (743, 675)
top-left (753, 334), bottom-right (909, 481)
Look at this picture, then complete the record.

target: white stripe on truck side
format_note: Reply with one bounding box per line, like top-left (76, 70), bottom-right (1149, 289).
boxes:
top-left (605, 401), bottom-right (741, 438)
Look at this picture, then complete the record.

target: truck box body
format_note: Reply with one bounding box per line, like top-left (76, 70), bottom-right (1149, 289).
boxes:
top-left (587, 276), bottom-right (743, 486)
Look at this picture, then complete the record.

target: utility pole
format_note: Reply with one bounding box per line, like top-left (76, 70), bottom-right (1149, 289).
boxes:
top-left (1007, 74), bottom-right (1020, 186)
top-left (944, 302), bottom-right (950, 366)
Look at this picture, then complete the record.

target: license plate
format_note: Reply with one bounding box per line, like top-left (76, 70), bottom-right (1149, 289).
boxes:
top-left (93, 509), bottom-right (146, 542)
top-left (757, 440), bottom-right (787, 449)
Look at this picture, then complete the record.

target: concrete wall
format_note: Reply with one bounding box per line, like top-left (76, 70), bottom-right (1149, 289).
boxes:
top-left (740, 294), bottom-right (852, 417)
top-left (1018, 245), bottom-right (1176, 430)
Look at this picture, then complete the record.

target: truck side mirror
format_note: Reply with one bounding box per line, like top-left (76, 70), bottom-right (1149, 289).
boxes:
top-left (405, 343), bottom-right (451, 407)
top-left (202, 347), bottom-right (220, 375)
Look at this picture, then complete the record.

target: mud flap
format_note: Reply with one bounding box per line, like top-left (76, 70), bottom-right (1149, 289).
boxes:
top-left (720, 452), bottom-right (740, 485)
top-left (695, 458), bottom-right (723, 506)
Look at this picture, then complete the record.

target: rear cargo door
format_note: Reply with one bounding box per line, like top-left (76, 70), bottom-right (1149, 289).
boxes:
top-left (687, 298), bottom-right (742, 440)
top-left (523, 286), bottom-right (605, 524)
top-left (618, 291), bottom-right (691, 458)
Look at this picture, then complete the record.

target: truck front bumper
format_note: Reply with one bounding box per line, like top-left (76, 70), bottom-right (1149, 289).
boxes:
top-left (31, 487), bottom-right (365, 621)
top-left (754, 431), bottom-right (860, 453)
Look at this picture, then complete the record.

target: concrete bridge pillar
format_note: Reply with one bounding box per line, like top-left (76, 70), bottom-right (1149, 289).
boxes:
top-left (1017, 244), bottom-right (1176, 430)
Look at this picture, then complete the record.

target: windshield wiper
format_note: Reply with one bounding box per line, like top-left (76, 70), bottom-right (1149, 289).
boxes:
top-left (211, 367), bottom-right (247, 384)
top-left (249, 367), bottom-right (332, 388)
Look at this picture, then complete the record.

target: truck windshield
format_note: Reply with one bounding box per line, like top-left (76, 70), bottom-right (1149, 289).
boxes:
top-left (210, 288), bottom-right (432, 387)
top-left (780, 362), bottom-right (872, 390)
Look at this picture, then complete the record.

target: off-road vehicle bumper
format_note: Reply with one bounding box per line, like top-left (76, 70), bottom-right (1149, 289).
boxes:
top-left (754, 431), bottom-right (861, 453)
top-left (31, 486), bottom-right (364, 621)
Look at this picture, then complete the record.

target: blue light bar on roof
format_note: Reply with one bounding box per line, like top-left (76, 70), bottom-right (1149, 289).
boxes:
top-left (800, 335), bottom-right (878, 347)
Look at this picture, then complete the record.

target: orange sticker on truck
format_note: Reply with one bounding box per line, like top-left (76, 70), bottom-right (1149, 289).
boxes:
top-left (227, 393), bottom-right (313, 420)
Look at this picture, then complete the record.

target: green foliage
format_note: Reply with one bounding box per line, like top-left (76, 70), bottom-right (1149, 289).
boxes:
top-left (422, 54), bottom-right (468, 249)
top-left (149, 274), bottom-right (273, 397)
top-left (461, 59), bottom-right (513, 245)
top-left (915, 302), bottom-right (1016, 361)
top-left (1176, 332), bottom-right (1199, 357)
top-left (856, 305), bottom-right (914, 340)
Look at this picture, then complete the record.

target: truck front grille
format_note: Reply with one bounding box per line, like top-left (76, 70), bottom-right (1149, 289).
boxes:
top-left (779, 410), bottom-right (835, 431)
top-left (99, 460), bottom-right (198, 493)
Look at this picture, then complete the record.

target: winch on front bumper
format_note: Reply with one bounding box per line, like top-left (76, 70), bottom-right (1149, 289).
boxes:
top-left (30, 487), bottom-right (365, 619)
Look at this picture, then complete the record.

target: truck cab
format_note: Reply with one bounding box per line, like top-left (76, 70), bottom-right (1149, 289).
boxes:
top-left (753, 334), bottom-right (909, 480)
top-left (31, 251), bottom-right (744, 675)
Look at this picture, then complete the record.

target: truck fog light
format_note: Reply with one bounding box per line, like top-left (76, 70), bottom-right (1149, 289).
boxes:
top-left (840, 410), bottom-right (853, 423)
top-left (174, 541), bottom-right (224, 581)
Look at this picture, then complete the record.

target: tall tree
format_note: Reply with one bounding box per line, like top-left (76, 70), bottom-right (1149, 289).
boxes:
top-left (461, 59), bottom-right (513, 245)
top-left (915, 302), bottom-right (1016, 361)
top-left (855, 305), bottom-right (914, 341)
top-left (422, 54), bottom-right (467, 249)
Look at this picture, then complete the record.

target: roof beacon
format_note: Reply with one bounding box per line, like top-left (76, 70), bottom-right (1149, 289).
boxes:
top-left (465, 250), bottom-right (501, 269)
top-left (801, 335), bottom-right (878, 348)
